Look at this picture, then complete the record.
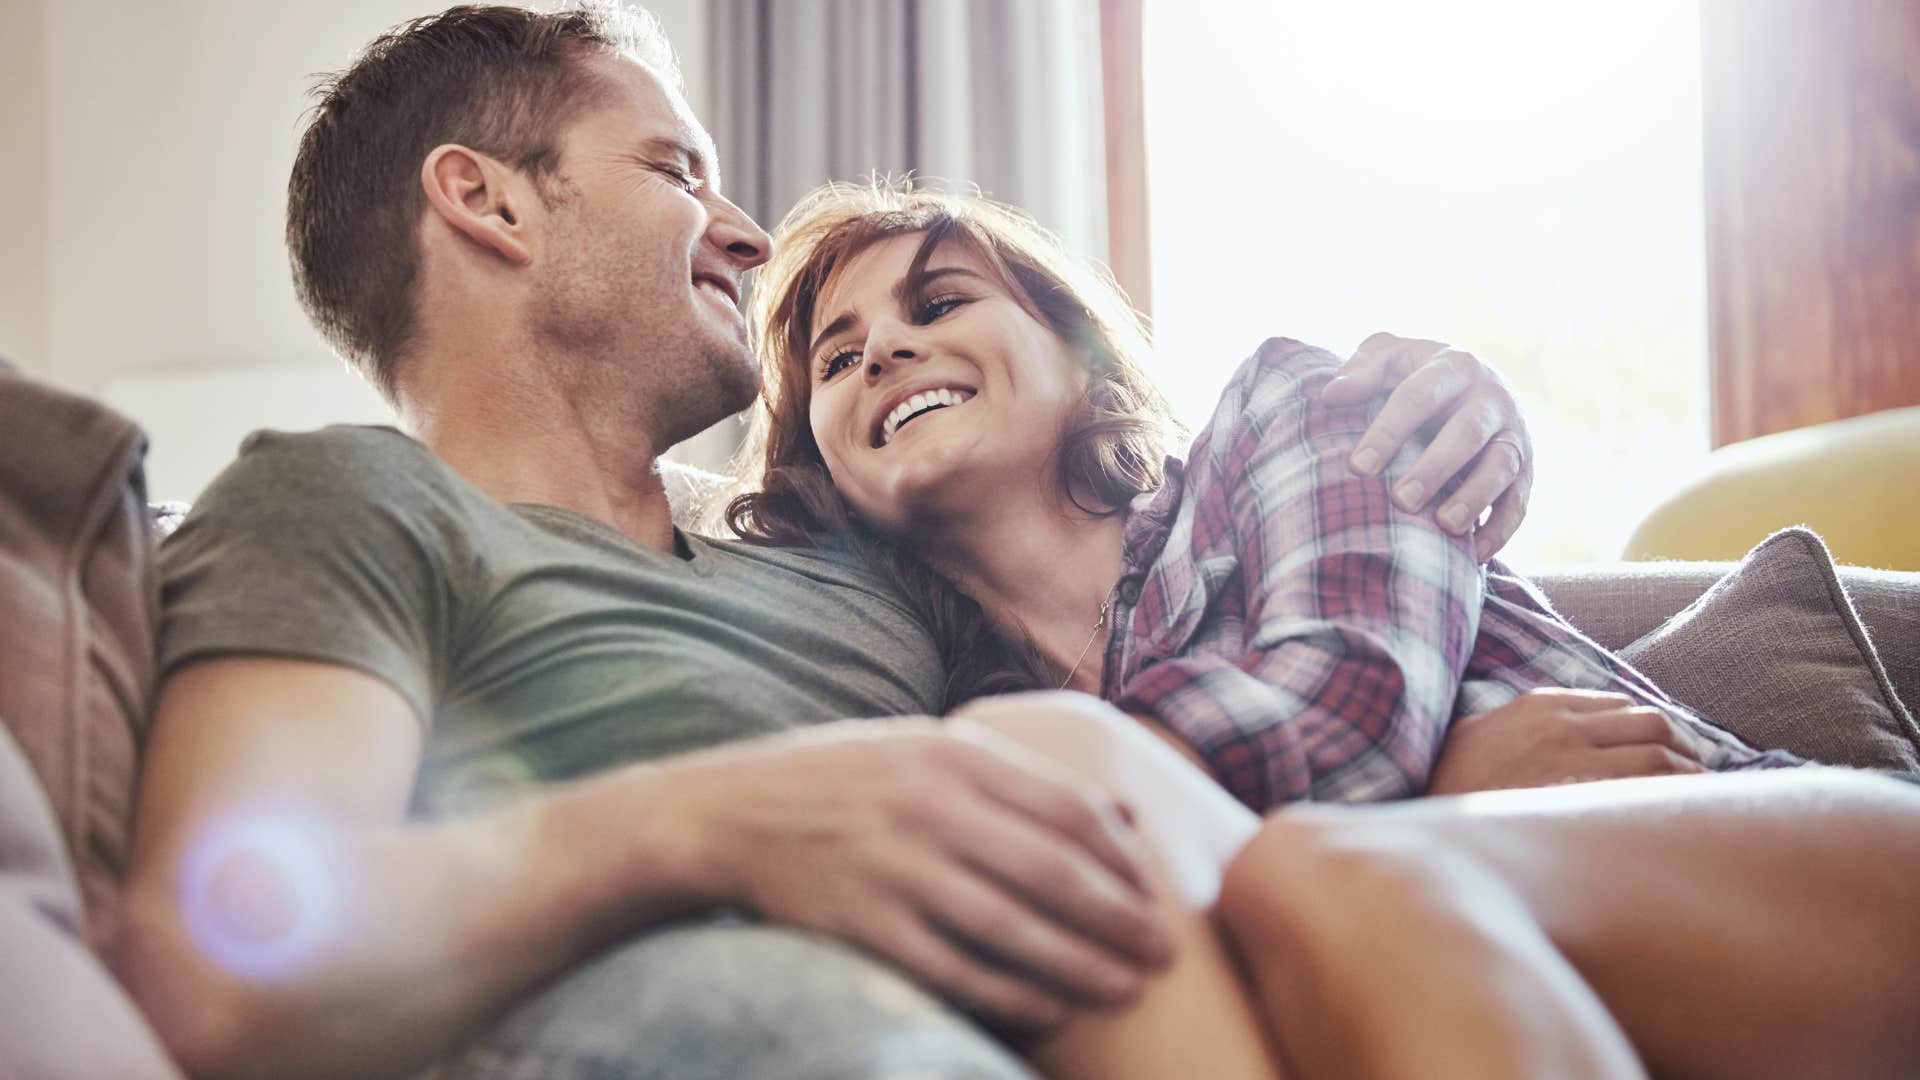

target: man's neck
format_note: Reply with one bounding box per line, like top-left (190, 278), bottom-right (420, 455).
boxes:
top-left (404, 351), bottom-right (681, 555)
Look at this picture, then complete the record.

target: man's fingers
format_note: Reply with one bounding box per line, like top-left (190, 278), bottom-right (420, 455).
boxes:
top-left (916, 863), bottom-right (1143, 1008)
top-left (949, 729), bottom-right (1157, 899)
top-left (1390, 387), bottom-right (1505, 514)
top-left (869, 908), bottom-right (1070, 1030)
top-left (1323, 332), bottom-right (1444, 405)
top-left (1582, 707), bottom-right (1704, 760)
top-left (947, 800), bottom-right (1172, 970)
top-left (1430, 427), bottom-right (1525, 538)
top-left (1347, 349), bottom-right (1478, 479)
top-left (1475, 483), bottom-right (1529, 562)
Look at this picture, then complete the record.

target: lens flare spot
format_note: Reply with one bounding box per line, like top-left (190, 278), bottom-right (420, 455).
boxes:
top-left (179, 813), bottom-right (342, 982)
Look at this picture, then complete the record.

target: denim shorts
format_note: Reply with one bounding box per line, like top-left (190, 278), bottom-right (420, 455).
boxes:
top-left (428, 918), bottom-right (1036, 1080)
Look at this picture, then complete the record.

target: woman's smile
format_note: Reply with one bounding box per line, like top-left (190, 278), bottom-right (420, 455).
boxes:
top-left (878, 387), bottom-right (978, 447)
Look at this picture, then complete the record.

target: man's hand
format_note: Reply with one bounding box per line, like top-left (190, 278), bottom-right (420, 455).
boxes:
top-left (1427, 689), bottom-right (1707, 795)
top-left (1323, 332), bottom-right (1534, 561)
top-left (670, 719), bottom-right (1175, 1031)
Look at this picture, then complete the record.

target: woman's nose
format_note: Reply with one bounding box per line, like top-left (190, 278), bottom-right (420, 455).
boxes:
top-left (863, 323), bottom-right (921, 382)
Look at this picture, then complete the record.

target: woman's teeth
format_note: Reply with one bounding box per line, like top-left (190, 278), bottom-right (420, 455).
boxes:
top-left (882, 387), bottom-right (974, 445)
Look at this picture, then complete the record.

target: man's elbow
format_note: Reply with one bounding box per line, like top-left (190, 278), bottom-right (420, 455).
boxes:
top-left (111, 892), bottom-right (271, 1080)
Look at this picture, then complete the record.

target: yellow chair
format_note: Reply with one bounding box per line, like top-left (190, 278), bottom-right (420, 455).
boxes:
top-left (1624, 405), bottom-right (1920, 571)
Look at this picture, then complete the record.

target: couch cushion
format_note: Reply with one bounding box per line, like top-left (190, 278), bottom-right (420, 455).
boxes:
top-left (0, 724), bottom-right (182, 1079)
top-left (1619, 528), bottom-right (1920, 771)
top-left (0, 360), bottom-right (159, 951)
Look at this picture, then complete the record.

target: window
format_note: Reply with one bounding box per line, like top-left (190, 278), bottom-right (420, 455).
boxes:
top-left (1143, 0), bottom-right (1709, 563)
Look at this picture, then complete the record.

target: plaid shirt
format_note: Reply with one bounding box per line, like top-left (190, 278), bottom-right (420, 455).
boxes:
top-left (1101, 339), bottom-right (1799, 812)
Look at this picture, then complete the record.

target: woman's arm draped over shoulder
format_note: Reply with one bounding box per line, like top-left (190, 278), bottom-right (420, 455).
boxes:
top-left (1115, 339), bottom-right (1483, 811)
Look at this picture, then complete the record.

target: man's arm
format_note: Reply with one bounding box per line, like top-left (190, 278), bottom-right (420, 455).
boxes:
top-left (116, 659), bottom-right (1171, 1080)
top-left (115, 657), bottom-right (711, 1079)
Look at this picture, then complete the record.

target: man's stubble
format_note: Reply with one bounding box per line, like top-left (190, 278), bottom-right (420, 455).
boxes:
top-left (528, 183), bottom-right (760, 452)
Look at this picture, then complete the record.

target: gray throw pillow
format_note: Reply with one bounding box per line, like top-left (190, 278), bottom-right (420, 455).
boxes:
top-left (1621, 527), bottom-right (1920, 771)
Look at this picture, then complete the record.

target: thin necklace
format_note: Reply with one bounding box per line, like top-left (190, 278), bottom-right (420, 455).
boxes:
top-left (1058, 585), bottom-right (1118, 691)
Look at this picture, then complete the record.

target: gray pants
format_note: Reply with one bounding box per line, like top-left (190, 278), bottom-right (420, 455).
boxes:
top-left (432, 920), bottom-right (1037, 1080)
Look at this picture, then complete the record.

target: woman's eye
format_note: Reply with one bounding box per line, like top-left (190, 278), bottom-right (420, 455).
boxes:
top-left (819, 348), bottom-right (860, 381)
top-left (919, 295), bottom-right (967, 321)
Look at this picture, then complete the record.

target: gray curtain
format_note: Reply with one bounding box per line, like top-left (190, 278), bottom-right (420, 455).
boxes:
top-left (708, 0), bottom-right (1109, 260)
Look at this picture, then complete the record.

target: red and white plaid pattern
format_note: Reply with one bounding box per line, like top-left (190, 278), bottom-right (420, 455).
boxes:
top-left (1102, 339), bottom-right (1798, 812)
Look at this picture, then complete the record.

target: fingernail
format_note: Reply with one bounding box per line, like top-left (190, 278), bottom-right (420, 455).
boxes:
top-left (1103, 969), bottom-right (1141, 1000)
top-left (1440, 502), bottom-right (1469, 532)
top-left (1322, 375), bottom-right (1349, 396)
top-left (1351, 447), bottom-right (1381, 474)
top-left (1395, 480), bottom-right (1425, 509)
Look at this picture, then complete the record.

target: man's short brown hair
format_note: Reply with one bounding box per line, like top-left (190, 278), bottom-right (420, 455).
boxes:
top-left (286, 3), bottom-right (678, 400)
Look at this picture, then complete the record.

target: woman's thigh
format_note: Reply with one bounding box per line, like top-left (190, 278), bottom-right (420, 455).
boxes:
top-left (951, 694), bottom-right (1283, 1080)
top-left (1236, 769), bottom-right (1920, 1080)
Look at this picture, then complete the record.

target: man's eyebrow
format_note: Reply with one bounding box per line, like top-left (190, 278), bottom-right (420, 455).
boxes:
top-left (808, 267), bottom-right (992, 361)
top-left (639, 135), bottom-right (712, 178)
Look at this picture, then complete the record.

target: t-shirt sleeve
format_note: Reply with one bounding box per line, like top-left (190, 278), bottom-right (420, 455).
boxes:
top-left (158, 427), bottom-right (474, 730)
top-left (1115, 339), bottom-right (1483, 808)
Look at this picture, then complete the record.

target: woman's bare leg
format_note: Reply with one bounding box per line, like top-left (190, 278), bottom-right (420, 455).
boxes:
top-left (953, 693), bottom-right (1642, 1080)
top-left (953, 695), bottom-right (1284, 1080)
top-left (1242, 769), bottom-right (1920, 1079)
top-left (1219, 814), bottom-right (1644, 1079)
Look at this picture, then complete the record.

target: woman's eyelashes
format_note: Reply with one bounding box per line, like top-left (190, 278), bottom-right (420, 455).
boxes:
top-left (815, 294), bottom-right (972, 383)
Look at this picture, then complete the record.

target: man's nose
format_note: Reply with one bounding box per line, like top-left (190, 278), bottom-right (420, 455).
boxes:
top-left (709, 196), bottom-right (772, 270)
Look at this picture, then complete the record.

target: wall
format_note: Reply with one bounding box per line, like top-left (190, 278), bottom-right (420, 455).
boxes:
top-left (21, 0), bottom-right (713, 501)
top-left (0, 0), bottom-right (48, 376)
top-left (1702, 0), bottom-right (1920, 445)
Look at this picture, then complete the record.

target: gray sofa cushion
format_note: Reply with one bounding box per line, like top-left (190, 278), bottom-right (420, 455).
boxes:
top-left (1532, 561), bottom-right (1920, 718)
top-left (1616, 528), bottom-right (1920, 771)
top-left (0, 724), bottom-right (182, 1079)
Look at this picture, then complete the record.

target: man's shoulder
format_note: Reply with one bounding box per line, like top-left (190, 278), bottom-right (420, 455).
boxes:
top-left (196, 424), bottom-right (482, 514)
top-left (229, 423), bottom-right (445, 485)
top-left (166, 424), bottom-right (488, 562)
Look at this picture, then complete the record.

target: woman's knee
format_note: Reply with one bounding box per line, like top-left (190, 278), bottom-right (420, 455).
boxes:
top-left (953, 693), bottom-right (1259, 908)
top-left (950, 692), bottom-right (1141, 787)
top-left (1220, 810), bottom-right (1484, 957)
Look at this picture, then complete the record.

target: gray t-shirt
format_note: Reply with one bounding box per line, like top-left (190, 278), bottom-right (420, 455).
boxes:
top-left (159, 425), bottom-right (944, 818)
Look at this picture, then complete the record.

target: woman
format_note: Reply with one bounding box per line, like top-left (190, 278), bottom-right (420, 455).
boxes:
top-left (725, 182), bottom-right (1920, 1078)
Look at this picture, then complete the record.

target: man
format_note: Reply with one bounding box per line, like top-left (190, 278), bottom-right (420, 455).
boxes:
top-left (111, 5), bottom-right (1537, 1078)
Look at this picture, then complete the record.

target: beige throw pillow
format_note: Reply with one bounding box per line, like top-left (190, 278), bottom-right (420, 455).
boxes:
top-left (1621, 527), bottom-right (1920, 771)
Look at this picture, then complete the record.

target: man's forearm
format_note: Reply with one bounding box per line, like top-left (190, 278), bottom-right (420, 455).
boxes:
top-left (115, 758), bottom-right (718, 1080)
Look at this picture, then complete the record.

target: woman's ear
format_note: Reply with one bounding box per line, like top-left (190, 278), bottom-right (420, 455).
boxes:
top-left (419, 144), bottom-right (534, 266)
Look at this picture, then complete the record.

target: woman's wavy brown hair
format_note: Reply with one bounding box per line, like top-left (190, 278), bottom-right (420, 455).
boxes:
top-left (723, 179), bottom-right (1180, 705)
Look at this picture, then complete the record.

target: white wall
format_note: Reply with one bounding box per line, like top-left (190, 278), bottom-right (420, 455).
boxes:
top-left (20, 0), bottom-right (713, 502)
top-left (0, 0), bottom-right (48, 377)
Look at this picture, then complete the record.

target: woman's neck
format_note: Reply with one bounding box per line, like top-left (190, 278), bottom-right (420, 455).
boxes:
top-left (919, 487), bottom-right (1130, 692)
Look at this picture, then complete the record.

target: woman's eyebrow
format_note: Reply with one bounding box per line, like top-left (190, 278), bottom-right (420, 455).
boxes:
top-left (808, 267), bottom-right (991, 359)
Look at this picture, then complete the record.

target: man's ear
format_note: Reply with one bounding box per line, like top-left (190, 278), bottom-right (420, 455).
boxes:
top-left (420, 144), bottom-right (534, 266)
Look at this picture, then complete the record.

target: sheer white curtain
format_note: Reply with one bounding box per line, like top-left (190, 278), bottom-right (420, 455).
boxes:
top-left (707, 0), bottom-right (1108, 256)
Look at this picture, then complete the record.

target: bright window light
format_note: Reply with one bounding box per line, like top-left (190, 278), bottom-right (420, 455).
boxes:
top-left (1143, 0), bottom-right (1710, 564)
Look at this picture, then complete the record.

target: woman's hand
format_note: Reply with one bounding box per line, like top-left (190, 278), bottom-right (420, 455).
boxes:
top-left (1323, 333), bottom-right (1532, 561)
top-left (1427, 688), bottom-right (1707, 795)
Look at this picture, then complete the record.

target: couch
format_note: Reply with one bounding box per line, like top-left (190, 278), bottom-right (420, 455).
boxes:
top-left (4, 361), bottom-right (1917, 1078)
